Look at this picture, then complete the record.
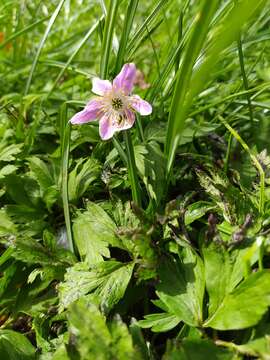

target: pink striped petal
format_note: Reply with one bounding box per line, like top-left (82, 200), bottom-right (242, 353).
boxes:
top-left (113, 63), bottom-right (136, 95)
top-left (119, 110), bottom-right (135, 130)
top-left (99, 115), bottom-right (116, 140)
top-left (130, 95), bottom-right (152, 116)
top-left (69, 99), bottom-right (101, 124)
top-left (92, 77), bottom-right (112, 95)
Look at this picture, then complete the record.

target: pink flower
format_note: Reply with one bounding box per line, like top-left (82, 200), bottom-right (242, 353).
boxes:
top-left (69, 63), bottom-right (152, 140)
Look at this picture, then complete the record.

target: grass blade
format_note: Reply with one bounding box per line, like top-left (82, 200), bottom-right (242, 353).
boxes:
top-left (24, 0), bottom-right (66, 95)
top-left (100, 0), bottom-right (119, 79)
top-left (114, 0), bottom-right (139, 74)
top-left (165, 0), bottom-right (219, 174)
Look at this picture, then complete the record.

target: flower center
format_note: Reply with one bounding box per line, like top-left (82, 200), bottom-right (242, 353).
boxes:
top-left (111, 97), bottom-right (123, 110)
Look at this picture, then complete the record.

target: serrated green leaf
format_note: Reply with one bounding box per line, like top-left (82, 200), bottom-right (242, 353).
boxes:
top-left (59, 261), bottom-right (134, 313)
top-left (73, 202), bottom-right (121, 265)
top-left (11, 237), bottom-right (75, 268)
top-left (0, 143), bottom-right (22, 162)
top-left (135, 141), bottom-right (166, 206)
top-left (0, 164), bottom-right (17, 179)
top-left (156, 247), bottom-right (205, 326)
top-left (204, 271), bottom-right (270, 330)
top-left (68, 297), bottom-right (142, 359)
top-left (68, 158), bottom-right (101, 202)
top-left (203, 242), bottom-right (261, 317)
top-left (28, 156), bottom-right (55, 190)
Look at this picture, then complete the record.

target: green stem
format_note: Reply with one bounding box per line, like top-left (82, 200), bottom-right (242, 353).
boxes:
top-left (218, 115), bottom-right (265, 214)
top-left (113, 137), bottom-right (128, 165)
top-left (60, 105), bottom-right (74, 253)
top-left (124, 131), bottom-right (141, 206)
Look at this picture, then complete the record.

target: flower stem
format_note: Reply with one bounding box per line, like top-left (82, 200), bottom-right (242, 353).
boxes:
top-left (124, 131), bottom-right (141, 206)
top-left (60, 104), bottom-right (74, 253)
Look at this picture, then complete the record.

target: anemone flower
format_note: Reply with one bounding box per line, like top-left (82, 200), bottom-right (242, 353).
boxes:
top-left (69, 63), bottom-right (152, 140)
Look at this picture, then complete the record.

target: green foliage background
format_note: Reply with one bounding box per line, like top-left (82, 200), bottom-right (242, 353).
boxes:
top-left (0, 0), bottom-right (270, 358)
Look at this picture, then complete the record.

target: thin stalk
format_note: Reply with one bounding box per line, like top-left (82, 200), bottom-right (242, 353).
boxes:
top-left (136, 116), bottom-right (145, 143)
top-left (237, 36), bottom-right (254, 124)
top-left (224, 133), bottom-right (232, 174)
top-left (124, 131), bottom-right (141, 206)
top-left (60, 104), bottom-right (74, 253)
top-left (113, 0), bottom-right (142, 204)
top-left (218, 115), bottom-right (265, 214)
top-left (113, 137), bottom-right (128, 165)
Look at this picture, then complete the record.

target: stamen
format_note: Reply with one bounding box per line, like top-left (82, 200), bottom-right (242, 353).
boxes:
top-left (111, 97), bottom-right (123, 110)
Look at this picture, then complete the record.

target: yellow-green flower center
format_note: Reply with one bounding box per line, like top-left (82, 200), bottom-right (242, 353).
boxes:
top-left (111, 97), bottom-right (123, 110)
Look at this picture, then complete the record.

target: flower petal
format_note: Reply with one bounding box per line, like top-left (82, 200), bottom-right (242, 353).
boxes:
top-left (92, 77), bottom-right (112, 96)
top-left (69, 99), bottom-right (102, 124)
top-left (130, 95), bottom-right (152, 116)
top-left (99, 115), bottom-right (116, 140)
top-left (113, 63), bottom-right (136, 94)
top-left (120, 110), bottom-right (135, 131)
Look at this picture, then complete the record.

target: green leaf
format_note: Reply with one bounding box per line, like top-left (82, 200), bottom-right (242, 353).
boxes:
top-left (163, 339), bottom-right (234, 360)
top-left (0, 164), bottom-right (17, 179)
top-left (96, 261), bottom-right (134, 313)
top-left (0, 329), bottom-right (36, 360)
top-left (68, 158), bottom-right (101, 202)
top-left (0, 209), bottom-right (16, 236)
top-left (11, 237), bottom-right (75, 268)
top-left (236, 336), bottom-right (270, 358)
top-left (135, 141), bottom-right (166, 206)
top-left (59, 261), bottom-right (134, 313)
top-left (156, 247), bottom-right (205, 326)
top-left (184, 201), bottom-right (215, 225)
top-left (129, 321), bottom-right (150, 360)
top-left (68, 297), bottom-right (142, 359)
top-left (73, 202), bottom-right (120, 265)
top-left (59, 262), bottom-right (105, 310)
top-left (68, 297), bottom-right (111, 359)
top-left (5, 174), bottom-right (44, 212)
top-left (0, 143), bottom-right (22, 162)
top-left (28, 156), bottom-right (55, 191)
top-left (204, 271), bottom-right (270, 330)
top-left (203, 241), bottom-right (261, 318)
top-left (138, 312), bottom-right (181, 332)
